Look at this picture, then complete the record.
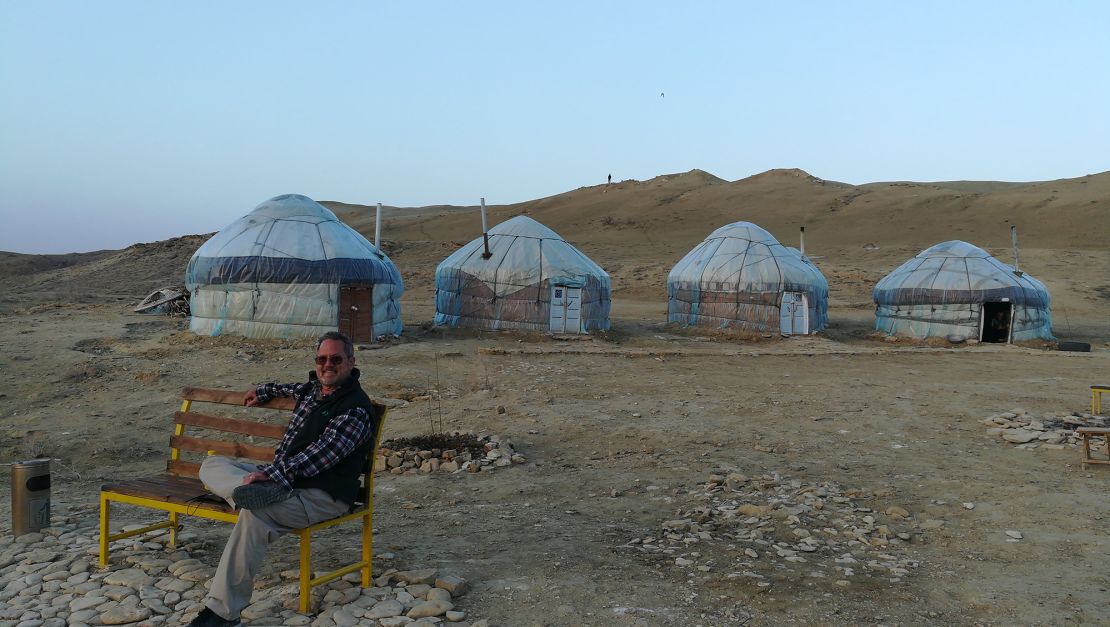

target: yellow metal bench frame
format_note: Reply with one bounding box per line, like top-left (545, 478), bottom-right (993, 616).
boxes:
top-left (99, 387), bottom-right (386, 613)
top-left (1092, 384), bottom-right (1110, 416)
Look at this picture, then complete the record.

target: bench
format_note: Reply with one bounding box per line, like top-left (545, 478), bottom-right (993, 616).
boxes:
top-left (1077, 427), bottom-right (1110, 467)
top-left (99, 387), bottom-right (387, 613)
top-left (1092, 384), bottom-right (1110, 415)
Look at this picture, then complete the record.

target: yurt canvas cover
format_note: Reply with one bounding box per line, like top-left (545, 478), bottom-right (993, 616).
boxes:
top-left (668, 222), bottom-right (829, 333)
top-left (434, 215), bottom-right (610, 332)
top-left (873, 240), bottom-right (1052, 341)
top-left (186, 194), bottom-right (404, 340)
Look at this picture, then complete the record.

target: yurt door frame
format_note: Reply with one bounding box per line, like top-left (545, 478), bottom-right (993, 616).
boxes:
top-left (550, 285), bottom-right (583, 334)
top-left (780, 292), bottom-right (809, 336)
top-left (979, 300), bottom-right (1014, 344)
top-left (338, 284), bottom-right (374, 342)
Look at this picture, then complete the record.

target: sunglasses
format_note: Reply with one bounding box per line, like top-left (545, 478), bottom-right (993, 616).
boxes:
top-left (315, 355), bottom-right (345, 366)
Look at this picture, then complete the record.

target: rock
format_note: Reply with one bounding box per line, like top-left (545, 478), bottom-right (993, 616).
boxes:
top-left (920, 519), bottom-right (945, 530)
top-left (445, 610), bottom-right (467, 622)
top-left (379, 617), bottom-right (415, 627)
top-left (725, 474), bottom-right (749, 490)
top-left (674, 558), bottom-right (693, 567)
top-left (140, 598), bottom-right (172, 615)
top-left (440, 460), bottom-right (460, 473)
top-left (101, 606), bottom-right (152, 625)
top-left (332, 609), bottom-right (359, 626)
top-left (155, 577), bottom-right (193, 593)
top-left (884, 506), bottom-right (909, 520)
top-left (178, 568), bottom-right (213, 582)
top-left (102, 586), bottom-right (136, 602)
top-left (434, 575), bottom-right (469, 596)
top-left (241, 599), bottom-right (280, 620)
top-left (407, 600), bottom-right (452, 618)
top-left (1006, 530), bottom-right (1023, 540)
top-left (1002, 430), bottom-right (1039, 444)
top-left (104, 568), bottom-right (154, 588)
top-left (737, 504), bottom-right (771, 517)
top-left (496, 405), bottom-right (507, 414)
top-left (365, 600), bottom-right (405, 619)
top-left (426, 588), bottom-right (451, 604)
top-left (167, 559), bottom-right (203, 576)
top-left (962, 502), bottom-right (974, 510)
top-left (70, 596), bottom-right (109, 612)
top-left (68, 609), bottom-right (99, 624)
top-left (393, 569), bottom-right (437, 585)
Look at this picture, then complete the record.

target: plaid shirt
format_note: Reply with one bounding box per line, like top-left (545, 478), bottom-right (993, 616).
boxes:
top-left (253, 378), bottom-right (373, 491)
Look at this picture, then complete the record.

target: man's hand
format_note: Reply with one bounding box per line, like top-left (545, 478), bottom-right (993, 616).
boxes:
top-left (244, 390), bottom-right (260, 407)
top-left (242, 471), bottom-right (269, 485)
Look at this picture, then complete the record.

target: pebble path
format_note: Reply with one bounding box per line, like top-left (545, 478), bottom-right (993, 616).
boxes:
top-left (1, 505), bottom-right (485, 627)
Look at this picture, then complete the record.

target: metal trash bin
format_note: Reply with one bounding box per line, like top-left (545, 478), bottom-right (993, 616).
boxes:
top-left (11, 458), bottom-right (51, 536)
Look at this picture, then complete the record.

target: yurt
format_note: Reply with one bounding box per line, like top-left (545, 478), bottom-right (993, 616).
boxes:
top-left (667, 221), bottom-right (828, 335)
top-left (873, 240), bottom-right (1052, 343)
top-left (186, 194), bottom-right (404, 341)
top-left (434, 215), bottom-right (610, 333)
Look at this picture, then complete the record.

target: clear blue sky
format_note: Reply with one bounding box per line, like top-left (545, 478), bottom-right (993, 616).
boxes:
top-left (2, 2), bottom-right (1108, 253)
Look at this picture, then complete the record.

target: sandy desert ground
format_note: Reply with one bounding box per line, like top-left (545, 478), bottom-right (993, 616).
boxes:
top-left (1, 169), bottom-right (1108, 626)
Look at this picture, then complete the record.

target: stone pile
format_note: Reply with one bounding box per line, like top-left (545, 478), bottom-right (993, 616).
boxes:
top-left (377, 433), bottom-right (525, 475)
top-left (0, 506), bottom-right (485, 627)
top-left (979, 409), bottom-right (1107, 450)
top-left (625, 472), bottom-right (927, 588)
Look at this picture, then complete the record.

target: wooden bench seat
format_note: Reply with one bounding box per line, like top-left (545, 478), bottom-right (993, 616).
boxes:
top-left (1077, 426), bottom-right (1110, 467)
top-left (100, 474), bottom-right (235, 514)
top-left (99, 386), bottom-right (387, 613)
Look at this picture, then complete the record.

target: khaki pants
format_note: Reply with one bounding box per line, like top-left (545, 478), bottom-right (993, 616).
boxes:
top-left (198, 456), bottom-right (348, 620)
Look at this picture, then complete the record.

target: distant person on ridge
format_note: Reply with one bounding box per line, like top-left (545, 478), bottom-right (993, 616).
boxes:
top-left (187, 331), bottom-right (383, 627)
top-left (608, 173), bottom-right (612, 185)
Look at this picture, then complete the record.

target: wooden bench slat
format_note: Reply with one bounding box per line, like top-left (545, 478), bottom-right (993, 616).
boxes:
top-left (174, 411), bottom-right (287, 439)
top-left (182, 387), bottom-right (297, 410)
top-left (167, 459), bottom-right (201, 478)
top-left (170, 435), bottom-right (275, 461)
top-left (1076, 427), bottom-right (1110, 435)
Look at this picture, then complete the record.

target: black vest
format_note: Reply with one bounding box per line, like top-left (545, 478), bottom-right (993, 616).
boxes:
top-left (286, 369), bottom-right (381, 505)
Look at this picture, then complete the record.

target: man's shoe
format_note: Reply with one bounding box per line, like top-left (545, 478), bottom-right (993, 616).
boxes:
top-left (232, 482), bottom-right (292, 510)
top-left (187, 607), bottom-right (241, 627)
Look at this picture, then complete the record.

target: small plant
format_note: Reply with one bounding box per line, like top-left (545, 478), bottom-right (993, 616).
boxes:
top-left (23, 431), bottom-right (51, 458)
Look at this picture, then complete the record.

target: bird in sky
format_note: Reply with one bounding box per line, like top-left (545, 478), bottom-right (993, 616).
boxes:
top-left (660, 92), bottom-right (665, 98)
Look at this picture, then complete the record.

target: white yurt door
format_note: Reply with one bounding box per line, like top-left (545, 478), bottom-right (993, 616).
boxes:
top-left (780, 292), bottom-right (809, 336)
top-left (550, 286), bottom-right (583, 333)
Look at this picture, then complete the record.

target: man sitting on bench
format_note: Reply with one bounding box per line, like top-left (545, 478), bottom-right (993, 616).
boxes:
top-left (188, 331), bottom-right (382, 627)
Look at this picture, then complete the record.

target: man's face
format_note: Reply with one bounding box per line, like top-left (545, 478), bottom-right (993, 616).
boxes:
top-left (315, 339), bottom-right (354, 389)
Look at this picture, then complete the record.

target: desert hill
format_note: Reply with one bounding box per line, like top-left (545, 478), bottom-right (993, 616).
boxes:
top-left (1, 168), bottom-right (1107, 333)
top-left (0, 235), bottom-right (208, 313)
top-left (328, 167), bottom-right (1110, 256)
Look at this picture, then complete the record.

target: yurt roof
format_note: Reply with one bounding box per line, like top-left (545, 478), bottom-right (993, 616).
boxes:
top-left (873, 240), bottom-right (1049, 306)
top-left (186, 194), bottom-right (402, 289)
top-left (436, 216), bottom-right (608, 296)
top-left (668, 221), bottom-right (828, 290)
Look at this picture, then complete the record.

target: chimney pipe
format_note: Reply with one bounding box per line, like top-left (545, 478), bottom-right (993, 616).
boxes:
top-left (1011, 225), bottom-right (1021, 274)
top-left (480, 197), bottom-right (492, 259)
top-left (374, 203), bottom-right (382, 249)
top-left (799, 226), bottom-right (806, 257)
